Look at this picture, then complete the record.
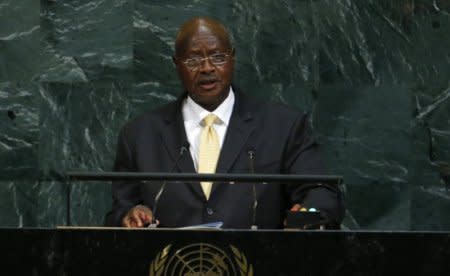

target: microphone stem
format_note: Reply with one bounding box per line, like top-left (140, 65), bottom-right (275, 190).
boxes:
top-left (150, 182), bottom-right (166, 225)
top-left (248, 150), bottom-right (258, 230)
top-left (149, 145), bottom-right (188, 228)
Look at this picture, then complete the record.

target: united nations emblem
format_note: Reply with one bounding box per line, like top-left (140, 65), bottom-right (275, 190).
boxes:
top-left (149, 243), bottom-right (253, 276)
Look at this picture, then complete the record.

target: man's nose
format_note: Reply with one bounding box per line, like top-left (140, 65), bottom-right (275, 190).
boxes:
top-left (199, 57), bottom-right (215, 72)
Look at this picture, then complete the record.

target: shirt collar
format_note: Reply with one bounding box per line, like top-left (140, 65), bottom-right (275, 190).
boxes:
top-left (183, 87), bottom-right (235, 126)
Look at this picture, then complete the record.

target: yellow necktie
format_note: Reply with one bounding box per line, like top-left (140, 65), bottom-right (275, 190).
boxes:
top-left (198, 114), bottom-right (220, 200)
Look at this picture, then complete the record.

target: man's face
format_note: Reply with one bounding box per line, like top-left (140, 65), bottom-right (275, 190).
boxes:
top-left (174, 31), bottom-right (234, 111)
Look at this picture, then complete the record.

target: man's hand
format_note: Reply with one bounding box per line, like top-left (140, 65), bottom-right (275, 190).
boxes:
top-left (122, 205), bottom-right (154, 228)
top-left (290, 203), bottom-right (303, 212)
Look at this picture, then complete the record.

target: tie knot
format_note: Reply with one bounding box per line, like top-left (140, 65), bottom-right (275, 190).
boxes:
top-left (203, 114), bottom-right (217, 127)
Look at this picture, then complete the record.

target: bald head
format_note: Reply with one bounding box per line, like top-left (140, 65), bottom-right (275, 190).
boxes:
top-left (175, 17), bottom-right (232, 57)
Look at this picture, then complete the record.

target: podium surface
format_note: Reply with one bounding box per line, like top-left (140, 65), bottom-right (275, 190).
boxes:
top-left (1, 228), bottom-right (449, 275)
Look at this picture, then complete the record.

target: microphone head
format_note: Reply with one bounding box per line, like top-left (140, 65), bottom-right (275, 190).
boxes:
top-left (247, 148), bottom-right (255, 158)
top-left (180, 141), bottom-right (190, 155)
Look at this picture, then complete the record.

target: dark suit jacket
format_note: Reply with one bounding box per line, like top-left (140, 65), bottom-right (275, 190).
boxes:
top-left (105, 89), bottom-right (344, 228)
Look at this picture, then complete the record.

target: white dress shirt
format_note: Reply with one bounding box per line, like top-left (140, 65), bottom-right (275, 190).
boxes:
top-left (182, 88), bottom-right (235, 171)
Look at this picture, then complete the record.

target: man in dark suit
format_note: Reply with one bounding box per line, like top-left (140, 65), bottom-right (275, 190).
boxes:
top-left (105, 16), bottom-right (344, 229)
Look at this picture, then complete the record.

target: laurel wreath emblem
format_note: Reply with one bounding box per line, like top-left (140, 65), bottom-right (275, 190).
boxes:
top-left (149, 243), bottom-right (253, 276)
top-left (230, 245), bottom-right (254, 276)
top-left (149, 244), bottom-right (171, 276)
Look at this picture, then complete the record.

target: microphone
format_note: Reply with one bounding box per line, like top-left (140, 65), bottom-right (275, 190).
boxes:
top-left (247, 148), bottom-right (258, 230)
top-left (148, 142), bottom-right (189, 228)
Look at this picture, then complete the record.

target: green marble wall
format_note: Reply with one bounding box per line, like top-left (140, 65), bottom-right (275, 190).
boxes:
top-left (1, 0), bottom-right (449, 229)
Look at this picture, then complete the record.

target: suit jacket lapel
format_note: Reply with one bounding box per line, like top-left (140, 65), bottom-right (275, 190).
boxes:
top-left (212, 89), bottom-right (255, 194)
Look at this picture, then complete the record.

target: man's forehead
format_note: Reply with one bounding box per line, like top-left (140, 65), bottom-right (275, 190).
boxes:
top-left (175, 17), bottom-right (231, 56)
top-left (188, 33), bottom-right (222, 48)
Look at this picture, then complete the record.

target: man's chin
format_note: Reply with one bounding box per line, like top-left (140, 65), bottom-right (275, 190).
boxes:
top-left (194, 86), bottom-right (221, 98)
top-left (191, 92), bottom-right (224, 110)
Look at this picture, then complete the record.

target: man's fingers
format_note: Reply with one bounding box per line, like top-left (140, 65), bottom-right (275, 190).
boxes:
top-left (122, 205), bottom-right (154, 228)
top-left (131, 211), bottom-right (144, 227)
top-left (290, 204), bottom-right (302, 212)
top-left (139, 211), bottom-right (152, 224)
top-left (122, 216), bottom-right (133, 227)
top-left (135, 206), bottom-right (153, 225)
top-left (122, 209), bottom-right (143, 227)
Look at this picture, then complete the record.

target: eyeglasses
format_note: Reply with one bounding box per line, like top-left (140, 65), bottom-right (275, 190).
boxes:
top-left (181, 53), bottom-right (231, 71)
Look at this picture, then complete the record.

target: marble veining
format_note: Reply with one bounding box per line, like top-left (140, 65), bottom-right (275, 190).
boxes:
top-left (0, 0), bottom-right (448, 229)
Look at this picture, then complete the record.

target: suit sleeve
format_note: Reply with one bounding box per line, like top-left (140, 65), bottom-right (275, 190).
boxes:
top-left (283, 113), bottom-right (345, 225)
top-left (104, 127), bottom-right (142, 226)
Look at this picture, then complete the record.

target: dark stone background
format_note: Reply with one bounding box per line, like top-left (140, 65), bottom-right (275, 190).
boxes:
top-left (0, 0), bottom-right (448, 229)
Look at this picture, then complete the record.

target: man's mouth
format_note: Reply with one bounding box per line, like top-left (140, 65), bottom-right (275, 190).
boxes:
top-left (198, 78), bottom-right (219, 90)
